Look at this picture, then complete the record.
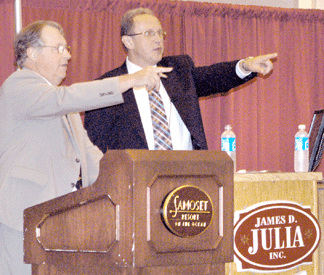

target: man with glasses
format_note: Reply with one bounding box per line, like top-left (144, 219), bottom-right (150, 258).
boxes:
top-left (84, 8), bottom-right (277, 152)
top-left (0, 20), bottom-right (171, 274)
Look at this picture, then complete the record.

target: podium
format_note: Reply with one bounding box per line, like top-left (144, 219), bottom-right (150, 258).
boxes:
top-left (24, 150), bottom-right (234, 274)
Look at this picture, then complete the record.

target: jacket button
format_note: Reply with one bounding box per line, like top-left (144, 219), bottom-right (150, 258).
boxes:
top-left (76, 158), bottom-right (80, 163)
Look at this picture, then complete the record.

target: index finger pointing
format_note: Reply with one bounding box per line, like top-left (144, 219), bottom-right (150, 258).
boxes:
top-left (154, 67), bottom-right (173, 74)
top-left (260, 53), bottom-right (278, 61)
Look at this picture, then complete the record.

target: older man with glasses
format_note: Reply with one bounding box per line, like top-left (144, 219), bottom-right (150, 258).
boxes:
top-left (84, 7), bottom-right (277, 153)
top-left (0, 19), bottom-right (172, 274)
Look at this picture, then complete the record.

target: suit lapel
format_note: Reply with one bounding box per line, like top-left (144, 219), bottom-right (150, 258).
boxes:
top-left (62, 115), bottom-right (73, 137)
top-left (65, 113), bottom-right (83, 147)
top-left (118, 64), bottom-right (148, 146)
top-left (159, 59), bottom-right (188, 127)
top-left (159, 59), bottom-right (183, 110)
top-left (64, 113), bottom-right (90, 184)
top-left (62, 114), bottom-right (81, 154)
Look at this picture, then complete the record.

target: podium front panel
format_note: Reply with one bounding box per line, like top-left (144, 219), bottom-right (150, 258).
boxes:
top-left (24, 150), bottom-right (234, 274)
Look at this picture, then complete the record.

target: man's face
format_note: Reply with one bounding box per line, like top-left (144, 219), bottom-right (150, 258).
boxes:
top-left (33, 25), bottom-right (71, 86)
top-left (126, 14), bottom-right (164, 68)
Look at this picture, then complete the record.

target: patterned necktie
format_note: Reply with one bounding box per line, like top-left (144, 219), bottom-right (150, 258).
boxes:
top-left (148, 89), bottom-right (173, 150)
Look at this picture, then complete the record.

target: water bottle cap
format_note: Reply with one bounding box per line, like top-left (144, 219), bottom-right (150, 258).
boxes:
top-left (225, 125), bottom-right (232, 131)
top-left (298, 124), bottom-right (306, 130)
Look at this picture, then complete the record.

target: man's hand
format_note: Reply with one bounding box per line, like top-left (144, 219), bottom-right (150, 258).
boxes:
top-left (119, 66), bottom-right (173, 93)
top-left (241, 53), bottom-right (278, 75)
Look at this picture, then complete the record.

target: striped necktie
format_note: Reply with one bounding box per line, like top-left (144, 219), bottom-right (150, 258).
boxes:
top-left (148, 89), bottom-right (173, 150)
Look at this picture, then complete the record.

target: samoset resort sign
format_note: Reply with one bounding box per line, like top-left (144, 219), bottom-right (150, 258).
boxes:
top-left (161, 185), bottom-right (214, 237)
top-left (234, 201), bottom-right (321, 273)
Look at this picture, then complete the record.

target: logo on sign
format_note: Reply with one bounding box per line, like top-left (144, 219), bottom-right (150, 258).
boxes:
top-left (161, 185), bottom-right (214, 237)
top-left (234, 201), bottom-right (321, 272)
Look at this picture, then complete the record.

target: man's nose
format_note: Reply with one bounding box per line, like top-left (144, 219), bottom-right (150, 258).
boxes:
top-left (63, 49), bottom-right (71, 60)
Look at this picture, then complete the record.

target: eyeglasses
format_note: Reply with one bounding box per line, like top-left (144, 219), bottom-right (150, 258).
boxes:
top-left (127, 30), bottom-right (166, 39)
top-left (40, 45), bottom-right (71, 54)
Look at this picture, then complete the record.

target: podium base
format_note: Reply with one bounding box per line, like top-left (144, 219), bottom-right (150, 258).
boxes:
top-left (32, 263), bottom-right (225, 275)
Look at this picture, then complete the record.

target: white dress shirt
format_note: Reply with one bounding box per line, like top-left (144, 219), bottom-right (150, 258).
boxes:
top-left (126, 58), bottom-right (250, 150)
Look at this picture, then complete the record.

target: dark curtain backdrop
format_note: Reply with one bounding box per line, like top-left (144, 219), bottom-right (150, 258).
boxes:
top-left (2, 0), bottom-right (324, 173)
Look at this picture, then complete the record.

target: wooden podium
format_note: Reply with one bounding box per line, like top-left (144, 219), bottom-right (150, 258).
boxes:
top-left (24, 150), bottom-right (233, 274)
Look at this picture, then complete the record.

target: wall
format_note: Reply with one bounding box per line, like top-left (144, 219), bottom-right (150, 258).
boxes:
top-left (179, 0), bottom-right (324, 9)
top-left (180, 0), bottom-right (298, 8)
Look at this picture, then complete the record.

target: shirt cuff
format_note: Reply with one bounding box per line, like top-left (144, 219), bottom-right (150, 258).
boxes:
top-left (236, 59), bottom-right (252, 79)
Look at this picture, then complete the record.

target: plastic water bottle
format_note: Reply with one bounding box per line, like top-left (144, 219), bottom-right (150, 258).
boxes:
top-left (221, 125), bottom-right (236, 172)
top-left (294, 124), bottom-right (309, 172)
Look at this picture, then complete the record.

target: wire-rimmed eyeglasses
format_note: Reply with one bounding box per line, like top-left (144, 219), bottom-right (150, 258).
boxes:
top-left (127, 30), bottom-right (166, 39)
top-left (39, 45), bottom-right (71, 54)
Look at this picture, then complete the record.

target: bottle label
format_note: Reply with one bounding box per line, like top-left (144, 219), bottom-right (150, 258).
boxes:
top-left (295, 137), bottom-right (309, 151)
top-left (221, 137), bottom-right (236, 152)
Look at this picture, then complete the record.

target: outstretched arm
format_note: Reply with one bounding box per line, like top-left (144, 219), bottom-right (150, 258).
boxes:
top-left (119, 66), bottom-right (173, 92)
top-left (240, 53), bottom-right (278, 75)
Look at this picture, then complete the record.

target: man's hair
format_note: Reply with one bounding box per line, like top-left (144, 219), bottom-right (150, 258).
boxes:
top-left (14, 20), bottom-right (65, 69)
top-left (120, 8), bottom-right (155, 37)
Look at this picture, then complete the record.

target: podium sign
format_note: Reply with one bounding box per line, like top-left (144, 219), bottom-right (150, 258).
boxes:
top-left (234, 201), bottom-right (321, 272)
top-left (24, 150), bottom-right (234, 275)
top-left (229, 172), bottom-right (322, 275)
top-left (161, 185), bottom-right (214, 237)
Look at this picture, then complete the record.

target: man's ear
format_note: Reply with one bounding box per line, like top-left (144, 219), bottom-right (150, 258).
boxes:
top-left (27, 47), bottom-right (38, 61)
top-left (122, 35), bottom-right (134, 50)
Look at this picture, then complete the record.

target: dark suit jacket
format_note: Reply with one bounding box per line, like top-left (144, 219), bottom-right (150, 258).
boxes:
top-left (84, 55), bottom-right (256, 152)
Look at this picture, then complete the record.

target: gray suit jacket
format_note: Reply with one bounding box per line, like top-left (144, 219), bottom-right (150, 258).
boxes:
top-left (0, 68), bottom-right (123, 231)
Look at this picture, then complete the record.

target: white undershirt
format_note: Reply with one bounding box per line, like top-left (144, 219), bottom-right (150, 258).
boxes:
top-left (126, 58), bottom-right (250, 150)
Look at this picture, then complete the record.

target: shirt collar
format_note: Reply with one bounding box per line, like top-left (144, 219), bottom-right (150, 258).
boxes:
top-left (126, 57), bottom-right (157, 74)
top-left (126, 57), bottom-right (143, 74)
